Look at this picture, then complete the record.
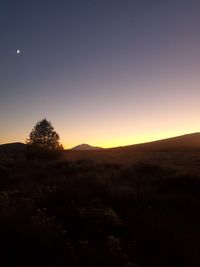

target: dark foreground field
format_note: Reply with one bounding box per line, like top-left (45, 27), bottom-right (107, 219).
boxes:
top-left (1, 150), bottom-right (200, 266)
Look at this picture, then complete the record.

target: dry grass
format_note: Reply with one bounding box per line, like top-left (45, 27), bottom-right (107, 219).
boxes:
top-left (63, 150), bottom-right (200, 173)
top-left (1, 150), bottom-right (200, 266)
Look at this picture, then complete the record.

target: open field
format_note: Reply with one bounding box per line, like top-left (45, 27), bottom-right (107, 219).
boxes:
top-left (1, 150), bottom-right (200, 266)
top-left (64, 149), bottom-right (200, 174)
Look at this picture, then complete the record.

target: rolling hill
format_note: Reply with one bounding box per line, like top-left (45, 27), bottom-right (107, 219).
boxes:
top-left (0, 142), bottom-right (26, 153)
top-left (108, 132), bottom-right (200, 152)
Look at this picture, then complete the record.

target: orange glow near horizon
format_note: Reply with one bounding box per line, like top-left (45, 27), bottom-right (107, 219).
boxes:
top-left (61, 130), bottom-right (200, 149)
top-left (1, 93), bottom-right (200, 150)
top-left (1, 1), bottom-right (200, 152)
top-left (1, 125), bottom-right (200, 149)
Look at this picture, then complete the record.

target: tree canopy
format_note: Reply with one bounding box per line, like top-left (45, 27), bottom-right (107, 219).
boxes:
top-left (26, 119), bottom-right (63, 159)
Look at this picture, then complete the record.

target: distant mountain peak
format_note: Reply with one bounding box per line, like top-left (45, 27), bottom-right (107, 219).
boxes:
top-left (71, 144), bottom-right (103, 150)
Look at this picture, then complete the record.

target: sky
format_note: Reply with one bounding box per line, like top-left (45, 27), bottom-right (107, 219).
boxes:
top-left (1, 0), bottom-right (200, 148)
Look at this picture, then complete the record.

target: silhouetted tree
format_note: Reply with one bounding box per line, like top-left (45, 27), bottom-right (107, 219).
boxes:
top-left (26, 119), bottom-right (63, 160)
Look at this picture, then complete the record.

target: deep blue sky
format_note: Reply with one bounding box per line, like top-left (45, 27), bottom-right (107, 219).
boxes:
top-left (1, 0), bottom-right (200, 148)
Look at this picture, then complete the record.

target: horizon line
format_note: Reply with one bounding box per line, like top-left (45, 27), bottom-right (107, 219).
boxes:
top-left (1, 131), bottom-right (199, 150)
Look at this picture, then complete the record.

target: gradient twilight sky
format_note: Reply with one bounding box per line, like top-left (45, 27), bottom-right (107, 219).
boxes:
top-left (1, 0), bottom-right (200, 148)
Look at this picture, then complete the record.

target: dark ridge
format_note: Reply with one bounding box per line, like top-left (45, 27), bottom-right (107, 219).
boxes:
top-left (0, 142), bottom-right (26, 153)
top-left (107, 132), bottom-right (200, 152)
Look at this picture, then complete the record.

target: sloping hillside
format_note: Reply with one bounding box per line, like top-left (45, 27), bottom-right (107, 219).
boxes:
top-left (108, 133), bottom-right (200, 152)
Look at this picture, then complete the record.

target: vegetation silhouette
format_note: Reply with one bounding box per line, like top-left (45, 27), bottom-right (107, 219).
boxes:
top-left (2, 133), bottom-right (200, 266)
top-left (25, 119), bottom-right (63, 160)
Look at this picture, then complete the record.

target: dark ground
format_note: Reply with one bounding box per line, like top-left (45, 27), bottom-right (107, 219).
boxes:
top-left (0, 150), bottom-right (200, 266)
